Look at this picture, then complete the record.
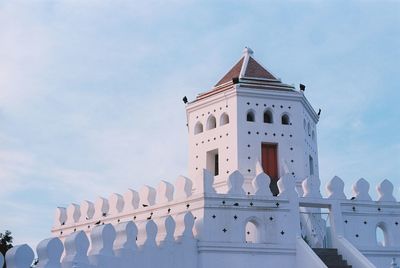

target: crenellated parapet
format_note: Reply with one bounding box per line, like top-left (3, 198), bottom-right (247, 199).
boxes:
top-left (299, 175), bottom-right (400, 268)
top-left (53, 165), bottom-right (301, 250)
top-left (5, 212), bottom-right (197, 268)
top-left (49, 168), bottom-right (400, 268)
top-left (324, 177), bottom-right (400, 248)
top-left (52, 173), bottom-right (201, 239)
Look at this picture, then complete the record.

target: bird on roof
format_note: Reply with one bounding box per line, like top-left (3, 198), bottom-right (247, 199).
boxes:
top-left (182, 96), bottom-right (188, 104)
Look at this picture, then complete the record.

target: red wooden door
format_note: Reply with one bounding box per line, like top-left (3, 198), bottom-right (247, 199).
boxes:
top-left (261, 144), bottom-right (279, 195)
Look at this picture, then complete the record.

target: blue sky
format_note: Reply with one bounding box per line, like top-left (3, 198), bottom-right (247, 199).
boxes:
top-left (0, 0), bottom-right (399, 246)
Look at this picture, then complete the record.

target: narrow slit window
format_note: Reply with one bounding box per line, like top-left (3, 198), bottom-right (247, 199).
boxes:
top-left (309, 155), bottom-right (314, 175)
top-left (206, 149), bottom-right (219, 176)
top-left (214, 154), bottom-right (219, 176)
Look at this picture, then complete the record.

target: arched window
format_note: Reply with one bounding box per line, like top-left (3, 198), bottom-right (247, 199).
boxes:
top-left (281, 114), bottom-right (290, 125)
top-left (194, 122), bottom-right (203, 134)
top-left (307, 122), bottom-right (311, 136)
top-left (220, 113), bottom-right (229, 126)
top-left (245, 219), bottom-right (261, 243)
top-left (312, 130), bottom-right (315, 141)
top-left (246, 110), bottom-right (255, 122)
top-left (376, 223), bottom-right (389, 246)
top-left (263, 109), bottom-right (273, 123)
top-left (303, 119), bottom-right (306, 130)
top-left (206, 115), bottom-right (216, 130)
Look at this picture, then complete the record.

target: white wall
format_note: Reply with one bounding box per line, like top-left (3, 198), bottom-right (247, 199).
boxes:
top-left (186, 86), bottom-right (319, 194)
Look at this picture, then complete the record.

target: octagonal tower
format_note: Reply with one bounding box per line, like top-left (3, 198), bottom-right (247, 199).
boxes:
top-left (186, 48), bottom-right (319, 195)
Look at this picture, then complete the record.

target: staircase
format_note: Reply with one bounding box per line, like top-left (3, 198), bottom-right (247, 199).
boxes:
top-left (312, 248), bottom-right (352, 268)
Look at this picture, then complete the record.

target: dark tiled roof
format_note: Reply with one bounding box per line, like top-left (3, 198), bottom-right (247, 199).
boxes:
top-left (215, 57), bottom-right (244, 86)
top-left (195, 50), bottom-right (296, 102)
top-left (244, 57), bottom-right (276, 80)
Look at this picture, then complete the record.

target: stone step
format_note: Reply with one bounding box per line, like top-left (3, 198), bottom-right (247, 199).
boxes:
top-left (313, 248), bottom-right (338, 255)
top-left (312, 248), bottom-right (352, 268)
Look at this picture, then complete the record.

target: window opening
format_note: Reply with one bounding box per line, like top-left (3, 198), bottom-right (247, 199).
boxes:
top-left (246, 110), bottom-right (255, 122)
top-left (220, 113), bottom-right (229, 126)
top-left (376, 224), bottom-right (389, 246)
top-left (245, 220), bottom-right (260, 243)
top-left (194, 122), bottom-right (203, 134)
top-left (206, 149), bottom-right (219, 176)
top-left (206, 115), bottom-right (217, 130)
top-left (309, 155), bottom-right (314, 175)
top-left (264, 110), bottom-right (273, 123)
top-left (282, 114), bottom-right (290, 125)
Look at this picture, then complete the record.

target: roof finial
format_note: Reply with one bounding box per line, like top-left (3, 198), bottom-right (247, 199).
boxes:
top-left (243, 47), bottom-right (254, 56)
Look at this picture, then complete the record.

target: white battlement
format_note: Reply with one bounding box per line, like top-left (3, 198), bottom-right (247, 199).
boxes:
top-left (50, 163), bottom-right (400, 268)
top-left (4, 212), bottom-right (197, 268)
top-left (52, 166), bottom-right (299, 242)
top-left (6, 171), bottom-right (400, 268)
top-left (54, 169), bottom-right (400, 234)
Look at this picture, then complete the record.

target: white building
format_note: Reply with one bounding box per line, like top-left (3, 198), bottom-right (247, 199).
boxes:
top-left (3, 48), bottom-right (400, 268)
top-left (187, 47), bottom-right (319, 195)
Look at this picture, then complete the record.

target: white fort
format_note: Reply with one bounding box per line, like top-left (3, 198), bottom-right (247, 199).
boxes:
top-left (3, 48), bottom-right (400, 268)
